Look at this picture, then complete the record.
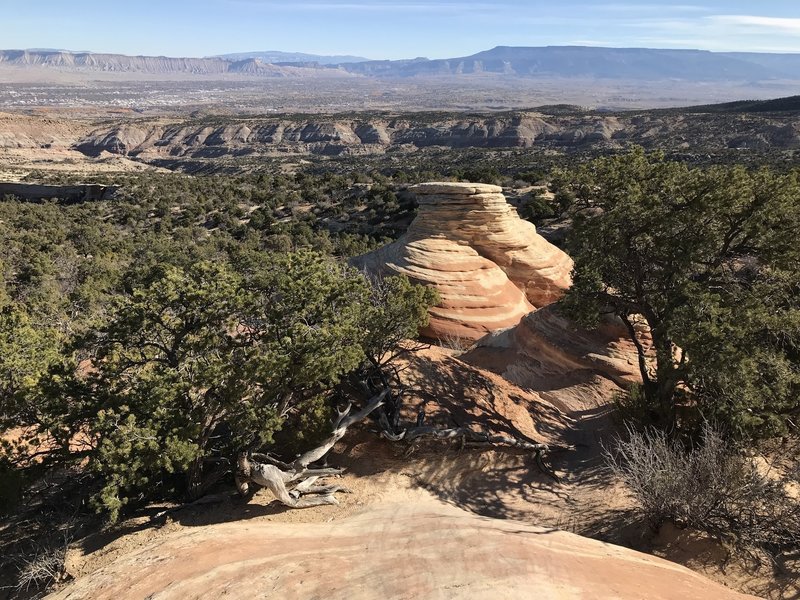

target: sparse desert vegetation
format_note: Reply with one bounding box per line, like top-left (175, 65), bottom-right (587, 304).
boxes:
top-left (1, 137), bottom-right (798, 598)
top-left (1, 27), bottom-right (800, 598)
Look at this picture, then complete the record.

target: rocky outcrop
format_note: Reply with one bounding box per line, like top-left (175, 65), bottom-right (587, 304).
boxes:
top-left (49, 500), bottom-right (755, 600)
top-left (74, 123), bottom-right (165, 156)
top-left (353, 182), bottom-right (572, 341)
top-left (0, 111), bottom-right (87, 149)
top-left (66, 111), bottom-right (800, 160)
top-left (70, 115), bottom-right (629, 158)
top-left (462, 305), bottom-right (651, 413)
top-left (0, 182), bottom-right (117, 202)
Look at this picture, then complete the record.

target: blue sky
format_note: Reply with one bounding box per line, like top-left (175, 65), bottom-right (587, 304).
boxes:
top-left (3, 1), bottom-right (800, 59)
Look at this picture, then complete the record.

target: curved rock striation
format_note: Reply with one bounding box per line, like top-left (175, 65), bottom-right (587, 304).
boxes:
top-left (49, 500), bottom-right (755, 600)
top-left (353, 182), bottom-right (572, 341)
top-left (462, 304), bottom-right (652, 413)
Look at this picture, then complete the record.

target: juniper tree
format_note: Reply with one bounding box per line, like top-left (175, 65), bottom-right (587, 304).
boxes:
top-left (2, 250), bottom-right (436, 520)
top-left (562, 148), bottom-right (800, 438)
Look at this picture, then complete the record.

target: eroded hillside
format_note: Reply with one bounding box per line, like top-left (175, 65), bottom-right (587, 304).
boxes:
top-left (2, 107), bottom-right (800, 171)
top-left (69, 111), bottom-right (800, 159)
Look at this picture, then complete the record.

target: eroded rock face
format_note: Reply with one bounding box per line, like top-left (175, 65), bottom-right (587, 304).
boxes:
top-left (4, 110), bottom-right (800, 158)
top-left (49, 501), bottom-right (755, 600)
top-left (353, 182), bottom-right (572, 341)
top-left (462, 304), bottom-right (652, 414)
top-left (0, 112), bottom-right (87, 149)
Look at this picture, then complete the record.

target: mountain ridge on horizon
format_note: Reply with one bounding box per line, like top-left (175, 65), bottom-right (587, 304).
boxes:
top-left (213, 50), bottom-right (370, 64)
top-left (342, 45), bottom-right (800, 80)
top-left (3, 45), bottom-right (800, 83)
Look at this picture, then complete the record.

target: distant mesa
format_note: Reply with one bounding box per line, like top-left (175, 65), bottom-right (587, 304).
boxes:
top-left (214, 50), bottom-right (370, 65)
top-left (352, 182), bottom-right (573, 341)
top-left (3, 46), bottom-right (800, 82)
top-left (0, 49), bottom-right (330, 77)
top-left (341, 45), bottom-right (800, 81)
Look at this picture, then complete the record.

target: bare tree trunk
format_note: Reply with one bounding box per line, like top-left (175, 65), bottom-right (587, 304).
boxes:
top-left (236, 391), bottom-right (387, 509)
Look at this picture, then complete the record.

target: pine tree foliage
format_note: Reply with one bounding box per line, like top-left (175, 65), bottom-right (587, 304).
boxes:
top-left (1, 250), bottom-right (435, 520)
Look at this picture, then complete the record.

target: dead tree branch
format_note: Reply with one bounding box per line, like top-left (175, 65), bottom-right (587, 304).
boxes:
top-left (381, 424), bottom-right (568, 482)
top-left (235, 390), bottom-right (388, 508)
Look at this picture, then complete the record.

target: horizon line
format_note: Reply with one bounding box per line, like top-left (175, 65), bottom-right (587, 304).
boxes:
top-left (4, 44), bottom-right (800, 62)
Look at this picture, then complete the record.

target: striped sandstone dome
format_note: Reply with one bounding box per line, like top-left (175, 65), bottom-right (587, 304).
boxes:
top-left (353, 182), bottom-right (573, 341)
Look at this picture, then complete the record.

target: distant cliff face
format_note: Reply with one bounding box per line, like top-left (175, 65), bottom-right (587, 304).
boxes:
top-left (72, 116), bottom-right (566, 157)
top-left (66, 111), bottom-right (800, 159)
top-left (215, 51), bottom-right (369, 65)
top-left (0, 50), bottom-right (230, 74)
top-left (342, 46), bottom-right (800, 81)
top-left (0, 50), bottom-right (333, 77)
top-left (2, 107), bottom-right (799, 159)
top-left (5, 46), bottom-right (800, 82)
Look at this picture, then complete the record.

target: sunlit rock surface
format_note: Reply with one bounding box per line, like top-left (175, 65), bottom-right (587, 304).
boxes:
top-left (353, 182), bottom-right (572, 341)
top-left (49, 500), bottom-right (755, 600)
top-left (462, 305), bottom-right (652, 413)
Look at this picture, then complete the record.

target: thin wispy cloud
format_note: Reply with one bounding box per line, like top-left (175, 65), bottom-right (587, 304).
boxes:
top-left (595, 4), bottom-right (711, 13)
top-left (580, 11), bottom-right (800, 53)
top-left (709, 15), bottom-right (800, 35)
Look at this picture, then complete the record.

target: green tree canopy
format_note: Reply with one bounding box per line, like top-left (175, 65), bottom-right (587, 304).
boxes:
top-left (2, 250), bottom-right (436, 521)
top-left (563, 148), bottom-right (800, 439)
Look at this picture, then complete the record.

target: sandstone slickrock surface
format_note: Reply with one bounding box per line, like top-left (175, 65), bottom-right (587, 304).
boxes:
top-left (462, 304), bottom-right (652, 413)
top-left (353, 182), bottom-right (572, 341)
top-left (48, 500), bottom-right (755, 600)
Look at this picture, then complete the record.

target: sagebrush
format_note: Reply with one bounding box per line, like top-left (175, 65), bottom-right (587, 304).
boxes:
top-left (605, 424), bottom-right (800, 553)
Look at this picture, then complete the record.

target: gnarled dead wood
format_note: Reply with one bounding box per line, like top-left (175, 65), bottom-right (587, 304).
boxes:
top-left (381, 425), bottom-right (568, 482)
top-left (235, 390), bottom-right (387, 508)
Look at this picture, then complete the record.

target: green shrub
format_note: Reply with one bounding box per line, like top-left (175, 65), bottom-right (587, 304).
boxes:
top-left (518, 191), bottom-right (556, 222)
top-left (2, 250), bottom-right (436, 521)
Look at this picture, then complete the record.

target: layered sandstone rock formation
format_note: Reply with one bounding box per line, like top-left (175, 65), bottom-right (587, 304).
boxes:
top-left (50, 500), bottom-right (754, 600)
top-left (353, 182), bottom-right (572, 341)
top-left (462, 305), bottom-right (652, 413)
